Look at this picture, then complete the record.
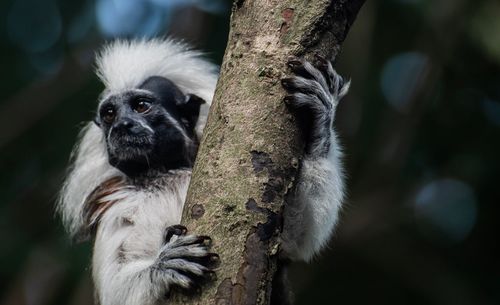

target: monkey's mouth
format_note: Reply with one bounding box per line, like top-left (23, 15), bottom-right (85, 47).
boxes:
top-left (108, 135), bottom-right (154, 160)
top-left (117, 135), bottom-right (153, 147)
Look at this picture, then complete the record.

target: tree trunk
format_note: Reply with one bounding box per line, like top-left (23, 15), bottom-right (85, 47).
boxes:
top-left (171, 1), bottom-right (365, 304)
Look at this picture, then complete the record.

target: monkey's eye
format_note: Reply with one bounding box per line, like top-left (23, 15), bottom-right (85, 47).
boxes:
top-left (132, 98), bottom-right (151, 114)
top-left (100, 106), bottom-right (116, 124)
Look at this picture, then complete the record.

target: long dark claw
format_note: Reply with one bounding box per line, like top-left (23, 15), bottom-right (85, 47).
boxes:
top-left (281, 78), bottom-right (294, 89)
top-left (164, 225), bottom-right (188, 243)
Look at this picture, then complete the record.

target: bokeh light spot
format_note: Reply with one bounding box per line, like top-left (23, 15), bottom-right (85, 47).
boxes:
top-left (149, 0), bottom-right (227, 14)
top-left (380, 52), bottom-right (429, 112)
top-left (28, 48), bottom-right (64, 78)
top-left (414, 178), bottom-right (477, 243)
top-left (96, 0), bottom-right (163, 38)
top-left (67, 0), bottom-right (95, 44)
top-left (482, 98), bottom-right (500, 127)
top-left (7, 0), bottom-right (62, 53)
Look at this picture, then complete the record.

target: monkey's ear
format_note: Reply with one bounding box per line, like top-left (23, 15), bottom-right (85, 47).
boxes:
top-left (179, 94), bottom-right (206, 131)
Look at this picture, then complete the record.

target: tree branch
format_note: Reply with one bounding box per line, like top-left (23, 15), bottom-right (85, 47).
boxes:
top-left (172, 1), bottom-right (365, 304)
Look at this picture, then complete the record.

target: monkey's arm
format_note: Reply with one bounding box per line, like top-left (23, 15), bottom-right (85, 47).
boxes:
top-left (93, 218), bottom-right (218, 305)
top-left (281, 57), bottom-right (349, 262)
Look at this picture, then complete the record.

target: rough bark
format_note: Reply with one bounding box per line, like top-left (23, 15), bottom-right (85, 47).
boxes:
top-left (171, 1), bottom-right (365, 304)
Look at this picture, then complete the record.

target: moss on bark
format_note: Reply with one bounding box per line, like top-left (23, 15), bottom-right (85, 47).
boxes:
top-left (170, 1), bottom-right (365, 304)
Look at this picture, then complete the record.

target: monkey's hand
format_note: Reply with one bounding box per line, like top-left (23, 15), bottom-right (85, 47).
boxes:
top-left (153, 225), bottom-right (219, 297)
top-left (280, 56), bottom-right (348, 262)
top-left (281, 55), bottom-right (349, 159)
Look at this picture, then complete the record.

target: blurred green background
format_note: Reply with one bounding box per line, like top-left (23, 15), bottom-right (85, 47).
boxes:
top-left (0, 0), bottom-right (499, 304)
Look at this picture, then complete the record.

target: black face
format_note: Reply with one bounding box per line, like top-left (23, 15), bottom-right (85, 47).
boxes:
top-left (95, 76), bottom-right (205, 178)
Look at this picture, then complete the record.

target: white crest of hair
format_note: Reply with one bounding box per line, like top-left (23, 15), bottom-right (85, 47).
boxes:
top-left (57, 123), bottom-right (121, 238)
top-left (96, 38), bottom-right (218, 136)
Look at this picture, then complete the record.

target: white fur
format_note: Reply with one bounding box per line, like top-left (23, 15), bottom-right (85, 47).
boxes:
top-left (93, 172), bottom-right (190, 305)
top-left (282, 135), bottom-right (345, 262)
top-left (58, 38), bottom-right (346, 305)
top-left (59, 39), bottom-right (218, 238)
top-left (58, 39), bottom-right (219, 305)
top-left (280, 57), bottom-right (348, 262)
top-left (58, 122), bottom-right (121, 238)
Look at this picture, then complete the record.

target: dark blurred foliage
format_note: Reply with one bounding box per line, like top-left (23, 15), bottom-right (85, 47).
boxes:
top-left (0, 0), bottom-right (498, 305)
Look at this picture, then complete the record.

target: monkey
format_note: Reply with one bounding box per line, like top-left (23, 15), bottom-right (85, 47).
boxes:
top-left (57, 39), bottom-right (349, 305)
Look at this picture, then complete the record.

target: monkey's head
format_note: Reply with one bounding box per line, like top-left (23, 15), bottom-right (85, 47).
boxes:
top-left (94, 76), bottom-right (205, 177)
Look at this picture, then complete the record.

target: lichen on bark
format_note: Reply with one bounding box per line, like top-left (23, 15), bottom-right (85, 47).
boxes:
top-left (170, 1), bottom-right (365, 304)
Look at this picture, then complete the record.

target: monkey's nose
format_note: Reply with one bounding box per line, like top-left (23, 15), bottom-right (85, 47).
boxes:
top-left (114, 118), bottom-right (137, 133)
